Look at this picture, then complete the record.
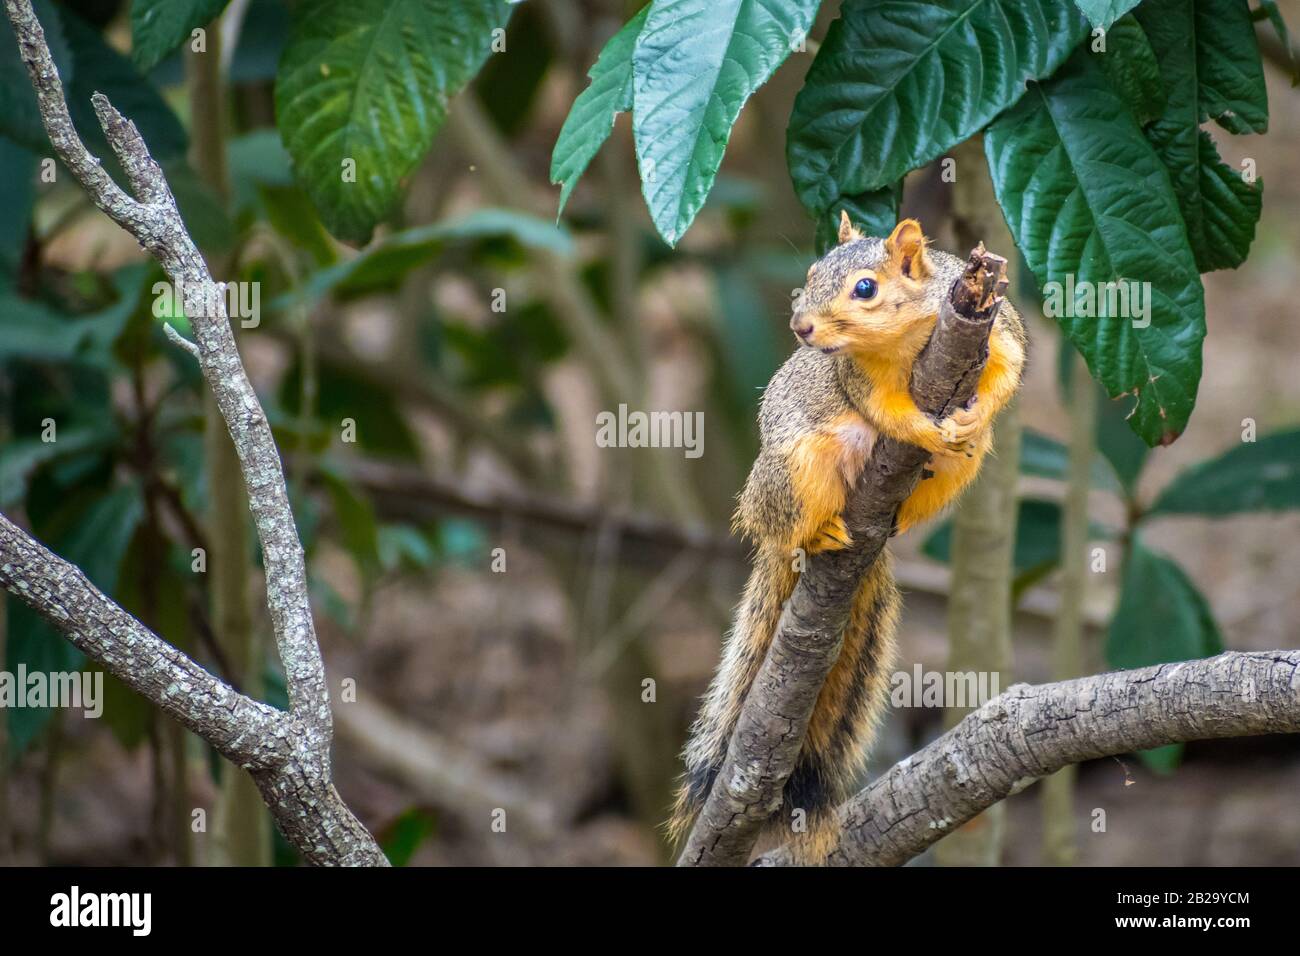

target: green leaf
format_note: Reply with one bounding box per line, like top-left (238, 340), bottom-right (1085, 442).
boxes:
top-left (1019, 426), bottom-right (1120, 493)
top-left (287, 209), bottom-right (573, 305)
top-left (279, 358), bottom-right (420, 460)
top-left (0, 425), bottom-right (121, 509)
top-left (380, 807), bottom-right (438, 866)
top-left (1135, 742), bottom-right (1183, 774)
top-left (1094, 388), bottom-right (1150, 496)
top-left (1106, 536), bottom-right (1222, 668)
top-left (0, 265), bottom-right (148, 365)
top-left (787, 0), bottom-right (1088, 220)
top-left (1105, 537), bottom-right (1223, 781)
top-left (275, 0), bottom-right (514, 245)
top-left (377, 524), bottom-right (437, 572)
top-left (1136, 0), bottom-right (1264, 272)
top-left (1072, 0), bottom-right (1140, 30)
top-left (5, 600), bottom-right (85, 751)
top-left (1093, 14), bottom-right (1165, 126)
top-left (1183, 0), bottom-right (1268, 135)
top-left (164, 160), bottom-right (237, 254)
top-left (0, 0), bottom-right (72, 151)
top-left (632, 0), bottom-right (821, 246)
top-left (1105, 537), bottom-right (1220, 774)
top-left (318, 464), bottom-right (381, 576)
top-left (812, 184), bottom-right (900, 255)
top-left (1148, 428), bottom-right (1300, 517)
top-left (550, 6), bottom-right (649, 217)
top-left (5, 483), bottom-right (144, 752)
top-left (228, 128), bottom-right (296, 209)
top-left (473, 1), bottom-right (553, 137)
top-left (923, 498), bottom-right (1112, 574)
top-left (985, 48), bottom-right (1205, 447)
top-left (61, 7), bottom-right (188, 162)
top-left (130, 0), bottom-right (231, 71)
top-left (0, 139), bottom-right (37, 290)
top-left (1256, 0), bottom-right (1298, 84)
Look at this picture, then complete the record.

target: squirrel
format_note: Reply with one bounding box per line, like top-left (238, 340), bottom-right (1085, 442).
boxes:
top-left (666, 214), bottom-right (1026, 861)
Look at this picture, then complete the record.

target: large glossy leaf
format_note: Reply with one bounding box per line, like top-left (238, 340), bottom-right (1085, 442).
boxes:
top-left (1094, 14), bottom-right (1165, 126)
top-left (131, 0), bottom-right (231, 71)
top-left (1148, 429), bottom-right (1300, 517)
top-left (986, 49), bottom-right (1205, 447)
top-left (550, 6), bottom-right (648, 216)
top-left (812, 183), bottom-right (900, 254)
top-left (275, 0), bottom-right (514, 245)
top-left (632, 0), bottom-right (821, 246)
top-left (1072, 0), bottom-right (1140, 30)
top-left (1106, 535), bottom-right (1223, 773)
top-left (1182, 0), bottom-right (1267, 135)
top-left (1136, 0), bottom-right (1263, 272)
top-left (787, 0), bottom-right (1088, 219)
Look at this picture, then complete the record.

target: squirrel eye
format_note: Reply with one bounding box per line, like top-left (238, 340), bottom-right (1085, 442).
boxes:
top-left (852, 277), bottom-right (878, 300)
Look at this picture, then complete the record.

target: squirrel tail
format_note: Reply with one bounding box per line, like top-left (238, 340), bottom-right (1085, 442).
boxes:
top-left (666, 546), bottom-right (899, 862)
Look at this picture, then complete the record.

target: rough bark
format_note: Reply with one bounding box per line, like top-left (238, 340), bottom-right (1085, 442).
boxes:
top-left (677, 247), bottom-right (1009, 866)
top-left (756, 650), bottom-right (1300, 866)
top-left (0, 0), bottom-right (384, 865)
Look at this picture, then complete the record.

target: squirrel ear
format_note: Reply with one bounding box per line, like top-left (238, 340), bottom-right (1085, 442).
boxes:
top-left (886, 218), bottom-right (930, 279)
top-left (837, 210), bottom-right (863, 245)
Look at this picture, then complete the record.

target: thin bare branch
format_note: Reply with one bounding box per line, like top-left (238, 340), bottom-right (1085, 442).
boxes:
top-left (1, 0), bottom-right (384, 865)
top-left (0, 514), bottom-right (289, 771)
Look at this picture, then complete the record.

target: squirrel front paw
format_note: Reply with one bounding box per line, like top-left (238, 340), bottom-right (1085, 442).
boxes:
top-left (930, 406), bottom-right (982, 458)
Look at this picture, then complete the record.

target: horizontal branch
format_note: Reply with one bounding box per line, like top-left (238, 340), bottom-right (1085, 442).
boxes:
top-left (348, 460), bottom-right (1107, 628)
top-left (756, 650), bottom-right (1300, 866)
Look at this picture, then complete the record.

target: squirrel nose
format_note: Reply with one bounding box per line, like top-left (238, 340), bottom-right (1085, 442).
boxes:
top-left (793, 320), bottom-right (815, 340)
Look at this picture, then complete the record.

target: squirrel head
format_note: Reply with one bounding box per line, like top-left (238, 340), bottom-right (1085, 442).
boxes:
top-left (791, 213), bottom-right (935, 356)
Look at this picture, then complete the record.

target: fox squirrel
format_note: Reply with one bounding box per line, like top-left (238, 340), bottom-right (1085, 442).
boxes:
top-left (667, 214), bottom-right (1026, 860)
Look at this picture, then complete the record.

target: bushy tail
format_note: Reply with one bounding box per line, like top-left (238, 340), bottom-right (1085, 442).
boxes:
top-left (666, 548), bottom-right (899, 862)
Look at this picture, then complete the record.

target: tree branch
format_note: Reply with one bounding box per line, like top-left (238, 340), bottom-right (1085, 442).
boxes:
top-left (755, 650), bottom-right (1300, 866)
top-left (1, 0), bottom-right (385, 865)
top-left (678, 247), bottom-right (1009, 866)
top-left (0, 515), bottom-right (289, 771)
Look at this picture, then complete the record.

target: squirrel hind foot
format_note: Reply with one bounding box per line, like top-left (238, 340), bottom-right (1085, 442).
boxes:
top-left (807, 515), bottom-right (853, 553)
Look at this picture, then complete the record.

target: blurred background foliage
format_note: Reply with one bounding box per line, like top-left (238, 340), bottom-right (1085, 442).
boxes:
top-left (0, 0), bottom-right (1298, 866)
